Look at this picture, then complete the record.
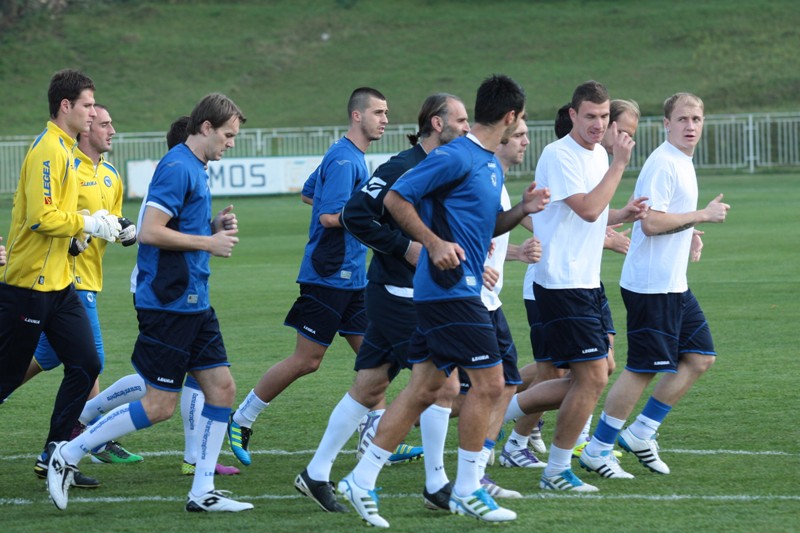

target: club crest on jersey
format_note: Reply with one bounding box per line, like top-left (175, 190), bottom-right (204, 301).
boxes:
top-left (490, 172), bottom-right (497, 187)
top-left (104, 176), bottom-right (113, 187)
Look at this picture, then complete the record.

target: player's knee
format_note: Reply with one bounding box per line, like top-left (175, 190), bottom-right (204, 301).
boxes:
top-left (690, 354), bottom-right (715, 375)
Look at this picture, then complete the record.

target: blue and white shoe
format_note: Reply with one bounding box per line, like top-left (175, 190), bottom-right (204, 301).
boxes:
top-left (449, 486), bottom-right (517, 523)
top-left (579, 449), bottom-right (634, 479)
top-left (227, 414), bottom-right (252, 466)
top-left (618, 428), bottom-right (670, 474)
top-left (540, 468), bottom-right (599, 492)
top-left (337, 472), bottom-right (389, 528)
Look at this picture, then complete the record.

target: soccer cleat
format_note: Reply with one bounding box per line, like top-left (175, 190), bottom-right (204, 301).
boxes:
top-left (572, 441), bottom-right (622, 459)
top-left (46, 442), bottom-right (76, 510)
top-left (182, 462), bottom-right (241, 476)
top-left (529, 419), bottom-right (547, 454)
top-left (36, 452), bottom-right (100, 488)
top-left (499, 448), bottom-right (545, 468)
top-left (91, 441), bottom-right (143, 464)
top-left (185, 489), bottom-right (253, 512)
top-left (387, 443), bottom-right (424, 465)
top-left (337, 472), bottom-right (389, 528)
top-left (294, 468), bottom-right (348, 513)
top-left (423, 482), bottom-right (452, 510)
top-left (449, 486), bottom-right (517, 523)
top-left (618, 428), bottom-right (670, 474)
top-left (480, 474), bottom-right (522, 499)
top-left (539, 468), bottom-right (598, 492)
top-left (227, 414), bottom-right (252, 466)
top-left (355, 411), bottom-right (381, 461)
top-left (579, 449), bottom-right (634, 479)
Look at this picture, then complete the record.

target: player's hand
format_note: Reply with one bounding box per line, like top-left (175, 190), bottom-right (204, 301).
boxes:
top-left (404, 241), bottom-right (422, 267)
top-left (68, 234), bottom-right (92, 256)
top-left (212, 204), bottom-right (238, 233)
top-left (84, 209), bottom-right (121, 242)
top-left (604, 223), bottom-right (631, 254)
top-left (118, 217), bottom-right (137, 247)
top-left (521, 181), bottom-right (550, 215)
top-left (609, 122), bottom-right (635, 167)
top-left (704, 194), bottom-right (730, 223)
top-left (519, 236), bottom-right (542, 264)
top-left (427, 238), bottom-right (465, 270)
top-left (208, 228), bottom-right (239, 257)
top-left (690, 229), bottom-right (704, 262)
top-left (482, 265), bottom-right (500, 290)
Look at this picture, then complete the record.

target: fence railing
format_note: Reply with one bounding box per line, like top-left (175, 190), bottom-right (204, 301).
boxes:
top-left (1, 112), bottom-right (798, 194)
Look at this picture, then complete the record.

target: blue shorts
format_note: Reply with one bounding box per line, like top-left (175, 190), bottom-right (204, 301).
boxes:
top-left (406, 298), bottom-right (501, 373)
top-left (131, 307), bottom-right (230, 392)
top-left (284, 284), bottom-right (367, 346)
top-left (622, 288), bottom-right (716, 373)
top-left (459, 306), bottom-right (522, 393)
top-left (599, 282), bottom-right (616, 336)
top-left (533, 283), bottom-right (610, 369)
top-left (33, 290), bottom-right (105, 372)
top-left (354, 284), bottom-right (415, 380)
top-left (525, 298), bottom-right (547, 363)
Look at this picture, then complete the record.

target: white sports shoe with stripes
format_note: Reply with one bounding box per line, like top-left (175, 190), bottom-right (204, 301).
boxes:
top-left (579, 449), bottom-right (634, 479)
top-left (540, 468), bottom-right (599, 492)
top-left (617, 428), bottom-right (671, 474)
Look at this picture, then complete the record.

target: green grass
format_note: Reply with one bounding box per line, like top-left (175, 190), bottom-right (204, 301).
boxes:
top-left (0, 173), bottom-right (798, 531)
top-left (0, 0), bottom-right (799, 136)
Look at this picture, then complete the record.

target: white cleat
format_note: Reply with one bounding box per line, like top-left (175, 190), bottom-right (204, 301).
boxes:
top-left (337, 472), bottom-right (389, 528)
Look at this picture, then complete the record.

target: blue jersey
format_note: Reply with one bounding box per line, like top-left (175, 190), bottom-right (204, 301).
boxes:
top-left (297, 136), bottom-right (369, 289)
top-left (391, 135), bottom-right (504, 302)
top-left (135, 144), bottom-right (213, 313)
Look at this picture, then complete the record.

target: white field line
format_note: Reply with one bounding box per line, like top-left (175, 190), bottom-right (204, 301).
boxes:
top-left (1, 447), bottom-right (796, 461)
top-left (3, 492), bottom-right (800, 507)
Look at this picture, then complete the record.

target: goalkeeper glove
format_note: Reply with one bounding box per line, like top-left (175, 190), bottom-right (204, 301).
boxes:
top-left (68, 235), bottom-right (92, 256)
top-left (82, 209), bottom-right (121, 242)
top-left (118, 217), bottom-right (137, 246)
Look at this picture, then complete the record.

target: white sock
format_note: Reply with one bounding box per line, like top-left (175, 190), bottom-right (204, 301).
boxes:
top-left (544, 444), bottom-right (573, 478)
top-left (189, 405), bottom-right (229, 497)
top-left (478, 446), bottom-right (493, 479)
top-left (630, 414), bottom-right (661, 439)
top-left (80, 373), bottom-right (146, 425)
top-left (505, 429), bottom-right (530, 453)
top-left (65, 404), bottom-right (140, 464)
top-left (181, 385), bottom-right (203, 464)
top-left (503, 394), bottom-right (525, 424)
top-left (306, 393), bottom-right (369, 482)
top-left (453, 448), bottom-right (482, 497)
top-left (576, 414), bottom-right (593, 446)
top-left (233, 389), bottom-right (269, 427)
top-left (352, 444), bottom-right (391, 490)
top-left (420, 403), bottom-right (451, 493)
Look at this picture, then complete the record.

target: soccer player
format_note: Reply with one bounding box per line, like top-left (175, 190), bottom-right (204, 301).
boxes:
top-left (0, 69), bottom-right (121, 487)
top-left (21, 104), bottom-right (141, 479)
top-left (227, 88), bottom-right (388, 465)
top-left (502, 99), bottom-right (642, 466)
top-left (338, 74), bottom-right (548, 527)
top-left (293, 93), bottom-right (469, 513)
top-left (530, 81), bottom-right (645, 492)
top-left (46, 93), bottom-right (252, 512)
top-left (578, 92), bottom-right (729, 478)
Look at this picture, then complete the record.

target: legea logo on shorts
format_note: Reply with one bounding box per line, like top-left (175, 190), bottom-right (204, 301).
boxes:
top-left (654, 361), bottom-right (670, 366)
top-left (157, 376), bottom-right (175, 384)
top-left (303, 325), bottom-right (317, 334)
top-left (471, 354), bottom-right (490, 362)
top-left (582, 348), bottom-right (599, 354)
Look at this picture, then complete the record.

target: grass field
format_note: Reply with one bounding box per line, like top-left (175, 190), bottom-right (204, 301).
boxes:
top-left (1, 172), bottom-right (799, 532)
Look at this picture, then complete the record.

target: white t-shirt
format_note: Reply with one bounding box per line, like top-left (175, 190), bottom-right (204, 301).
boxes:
top-left (481, 185), bottom-right (511, 311)
top-left (531, 135), bottom-right (610, 289)
top-left (621, 141), bottom-right (698, 294)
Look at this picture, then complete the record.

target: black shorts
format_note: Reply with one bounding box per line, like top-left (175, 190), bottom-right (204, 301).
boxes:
top-left (406, 298), bottom-right (501, 373)
top-left (533, 283), bottom-right (610, 369)
top-left (132, 307), bottom-right (229, 392)
top-left (458, 306), bottom-right (522, 393)
top-left (354, 284), bottom-right (416, 380)
top-left (599, 282), bottom-right (616, 335)
top-left (622, 288), bottom-right (715, 373)
top-left (525, 298), bottom-right (548, 363)
top-left (284, 284), bottom-right (367, 346)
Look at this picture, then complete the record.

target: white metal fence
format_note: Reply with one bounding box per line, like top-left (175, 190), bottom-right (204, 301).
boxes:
top-left (1, 112), bottom-right (798, 194)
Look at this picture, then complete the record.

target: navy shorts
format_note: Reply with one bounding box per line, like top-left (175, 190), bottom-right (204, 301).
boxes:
top-left (354, 284), bottom-right (415, 380)
top-left (622, 288), bottom-right (716, 373)
top-left (406, 298), bottom-right (501, 373)
top-left (524, 298), bottom-right (548, 363)
top-left (284, 284), bottom-right (367, 346)
top-left (459, 307), bottom-right (522, 393)
top-left (132, 307), bottom-right (230, 392)
top-left (533, 283), bottom-right (610, 369)
top-left (599, 282), bottom-right (616, 336)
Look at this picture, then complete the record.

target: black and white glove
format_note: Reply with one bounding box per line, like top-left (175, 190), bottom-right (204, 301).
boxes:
top-left (82, 209), bottom-right (121, 242)
top-left (118, 217), bottom-right (137, 247)
top-left (68, 235), bottom-right (92, 256)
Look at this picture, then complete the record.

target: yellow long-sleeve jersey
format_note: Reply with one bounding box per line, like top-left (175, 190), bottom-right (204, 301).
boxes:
top-left (2, 121), bottom-right (87, 291)
top-left (69, 150), bottom-right (124, 292)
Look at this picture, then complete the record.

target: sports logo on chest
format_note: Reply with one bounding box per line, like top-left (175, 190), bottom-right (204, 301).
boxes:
top-left (104, 176), bottom-right (113, 188)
